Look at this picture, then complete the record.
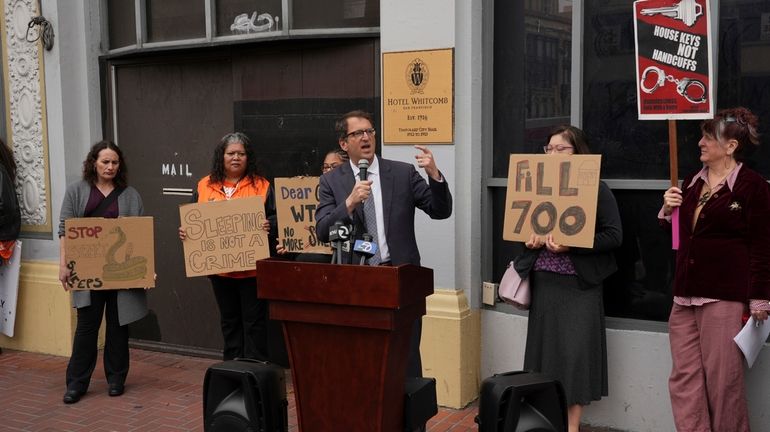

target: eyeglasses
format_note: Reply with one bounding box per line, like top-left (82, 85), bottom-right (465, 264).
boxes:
top-left (344, 128), bottom-right (376, 140)
top-left (322, 163), bottom-right (341, 172)
top-left (723, 116), bottom-right (746, 127)
top-left (543, 145), bottom-right (573, 153)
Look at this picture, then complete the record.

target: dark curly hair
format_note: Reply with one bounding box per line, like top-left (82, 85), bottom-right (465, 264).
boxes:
top-left (209, 132), bottom-right (261, 184)
top-left (0, 138), bottom-right (16, 182)
top-left (701, 106), bottom-right (760, 162)
top-left (546, 125), bottom-right (592, 154)
top-left (82, 140), bottom-right (127, 188)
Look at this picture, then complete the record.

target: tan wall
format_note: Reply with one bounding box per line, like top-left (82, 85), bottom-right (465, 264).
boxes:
top-left (0, 261), bottom-right (75, 356)
top-left (421, 288), bottom-right (480, 408)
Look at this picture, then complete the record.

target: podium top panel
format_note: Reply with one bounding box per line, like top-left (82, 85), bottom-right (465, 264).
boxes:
top-left (256, 259), bottom-right (433, 309)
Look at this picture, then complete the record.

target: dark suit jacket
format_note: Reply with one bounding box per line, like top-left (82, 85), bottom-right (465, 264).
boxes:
top-left (666, 167), bottom-right (770, 302)
top-left (316, 158), bottom-right (453, 266)
top-left (515, 181), bottom-right (622, 287)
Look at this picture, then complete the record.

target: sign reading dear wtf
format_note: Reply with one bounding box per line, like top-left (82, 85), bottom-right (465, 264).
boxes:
top-left (179, 196), bottom-right (270, 277)
top-left (503, 155), bottom-right (602, 248)
top-left (64, 217), bottom-right (155, 290)
top-left (275, 177), bottom-right (332, 254)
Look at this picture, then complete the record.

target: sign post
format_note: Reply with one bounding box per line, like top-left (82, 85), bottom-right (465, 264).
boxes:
top-left (634, 0), bottom-right (714, 248)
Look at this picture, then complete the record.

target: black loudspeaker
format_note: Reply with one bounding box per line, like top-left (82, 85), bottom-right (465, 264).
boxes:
top-left (203, 359), bottom-right (288, 432)
top-left (403, 377), bottom-right (438, 431)
top-left (475, 371), bottom-right (567, 432)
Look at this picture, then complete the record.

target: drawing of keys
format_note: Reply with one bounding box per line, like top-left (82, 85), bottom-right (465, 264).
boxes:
top-left (640, 66), bottom-right (707, 104)
top-left (641, 0), bottom-right (703, 27)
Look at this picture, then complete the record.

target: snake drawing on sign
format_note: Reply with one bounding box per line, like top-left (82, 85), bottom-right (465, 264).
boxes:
top-left (102, 226), bottom-right (148, 281)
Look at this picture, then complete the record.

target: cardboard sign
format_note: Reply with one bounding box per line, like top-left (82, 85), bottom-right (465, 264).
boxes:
top-left (634, 0), bottom-right (714, 119)
top-left (275, 177), bottom-right (331, 254)
top-left (64, 217), bottom-right (155, 290)
top-left (179, 196), bottom-right (270, 277)
top-left (382, 48), bottom-right (454, 144)
top-left (503, 155), bottom-right (602, 248)
top-left (0, 241), bottom-right (21, 337)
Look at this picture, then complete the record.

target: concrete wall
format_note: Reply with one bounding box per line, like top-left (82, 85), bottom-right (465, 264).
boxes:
top-left (380, 0), bottom-right (484, 408)
top-left (21, 0), bottom-right (103, 261)
top-left (1, 0), bottom-right (104, 355)
top-left (482, 309), bottom-right (770, 432)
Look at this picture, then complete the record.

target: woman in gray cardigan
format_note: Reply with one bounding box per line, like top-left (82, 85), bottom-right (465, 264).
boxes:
top-left (58, 141), bottom-right (148, 404)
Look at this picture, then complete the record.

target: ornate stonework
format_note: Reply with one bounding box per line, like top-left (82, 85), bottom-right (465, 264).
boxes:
top-left (2, 0), bottom-right (51, 234)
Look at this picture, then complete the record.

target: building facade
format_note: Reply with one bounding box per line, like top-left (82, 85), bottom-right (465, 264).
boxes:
top-left (2, 0), bottom-right (770, 430)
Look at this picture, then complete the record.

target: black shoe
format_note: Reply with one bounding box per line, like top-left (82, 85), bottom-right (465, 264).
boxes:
top-left (63, 389), bottom-right (84, 404)
top-left (108, 383), bottom-right (124, 397)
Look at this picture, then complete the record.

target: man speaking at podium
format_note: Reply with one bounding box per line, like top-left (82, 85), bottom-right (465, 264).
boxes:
top-left (316, 110), bottom-right (453, 378)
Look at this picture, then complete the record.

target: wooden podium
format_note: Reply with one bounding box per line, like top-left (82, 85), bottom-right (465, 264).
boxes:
top-left (256, 259), bottom-right (433, 432)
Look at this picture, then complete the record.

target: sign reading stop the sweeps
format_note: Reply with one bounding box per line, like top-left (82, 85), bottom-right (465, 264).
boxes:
top-left (633, 0), bottom-right (713, 119)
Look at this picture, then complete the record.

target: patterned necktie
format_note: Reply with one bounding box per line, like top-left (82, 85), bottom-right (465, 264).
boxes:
top-left (361, 174), bottom-right (382, 266)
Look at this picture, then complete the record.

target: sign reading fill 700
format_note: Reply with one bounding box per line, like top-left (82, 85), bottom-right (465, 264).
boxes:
top-left (502, 154), bottom-right (602, 249)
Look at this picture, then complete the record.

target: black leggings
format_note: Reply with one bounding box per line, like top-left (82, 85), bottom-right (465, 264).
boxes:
top-left (66, 290), bottom-right (129, 392)
top-left (209, 276), bottom-right (268, 361)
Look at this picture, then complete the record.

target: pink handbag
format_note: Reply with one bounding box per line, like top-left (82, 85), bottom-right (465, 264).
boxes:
top-left (499, 260), bottom-right (530, 310)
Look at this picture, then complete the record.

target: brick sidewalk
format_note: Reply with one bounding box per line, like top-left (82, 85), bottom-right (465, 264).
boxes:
top-left (0, 348), bottom-right (477, 431)
top-left (0, 348), bottom-right (624, 431)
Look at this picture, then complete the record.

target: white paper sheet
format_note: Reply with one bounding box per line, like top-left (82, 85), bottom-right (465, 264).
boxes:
top-left (734, 316), bottom-right (770, 368)
top-left (0, 240), bottom-right (21, 337)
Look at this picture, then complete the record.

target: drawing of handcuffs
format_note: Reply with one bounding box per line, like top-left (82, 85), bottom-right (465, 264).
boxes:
top-left (641, 66), bottom-right (707, 104)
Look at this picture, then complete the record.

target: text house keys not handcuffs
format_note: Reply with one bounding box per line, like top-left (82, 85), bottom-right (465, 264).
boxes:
top-left (641, 66), bottom-right (706, 104)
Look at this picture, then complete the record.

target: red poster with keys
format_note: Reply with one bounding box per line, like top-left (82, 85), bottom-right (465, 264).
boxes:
top-left (634, 0), bottom-right (714, 119)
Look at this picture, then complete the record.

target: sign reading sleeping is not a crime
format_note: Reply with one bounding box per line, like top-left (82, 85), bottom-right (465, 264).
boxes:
top-left (179, 196), bottom-right (270, 277)
top-left (503, 154), bottom-right (602, 249)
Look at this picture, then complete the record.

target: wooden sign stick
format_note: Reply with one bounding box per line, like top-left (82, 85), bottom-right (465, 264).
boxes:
top-left (668, 119), bottom-right (678, 186)
top-left (669, 119), bottom-right (680, 250)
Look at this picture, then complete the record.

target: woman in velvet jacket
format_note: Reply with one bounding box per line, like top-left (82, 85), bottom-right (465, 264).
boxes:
top-left (661, 107), bottom-right (770, 432)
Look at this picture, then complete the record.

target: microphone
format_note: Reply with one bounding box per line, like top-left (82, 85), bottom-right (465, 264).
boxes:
top-left (337, 223), bottom-right (352, 264)
top-left (354, 233), bottom-right (378, 265)
top-left (329, 221), bottom-right (343, 264)
top-left (358, 159), bottom-right (369, 181)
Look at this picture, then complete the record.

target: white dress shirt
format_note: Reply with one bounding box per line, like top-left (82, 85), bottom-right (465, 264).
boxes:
top-left (350, 156), bottom-right (390, 262)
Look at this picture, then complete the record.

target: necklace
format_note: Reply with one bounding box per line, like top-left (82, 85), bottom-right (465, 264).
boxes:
top-left (697, 169), bottom-right (733, 208)
top-left (223, 179), bottom-right (241, 200)
top-left (697, 189), bottom-right (711, 207)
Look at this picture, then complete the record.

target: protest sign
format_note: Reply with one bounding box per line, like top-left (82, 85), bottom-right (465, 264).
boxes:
top-left (64, 217), bottom-right (155, 290)
top-left (0, 241), bottom-right (21, 337)
top-left (275, 177), bottom-right (332, 254)
top-left (634, 0), bottom-right (713, 119)
top-left (179, 196), bottom-right (270, 277)
top-left (503, 154), bottom-right (602, 248)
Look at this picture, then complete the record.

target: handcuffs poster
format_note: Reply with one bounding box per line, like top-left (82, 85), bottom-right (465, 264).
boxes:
top-left (633, 0), bottom-right (714, 120)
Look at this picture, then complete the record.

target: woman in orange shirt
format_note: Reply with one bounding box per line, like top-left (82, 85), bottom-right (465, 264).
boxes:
top-left (179, 132), bottom-right (276, 360)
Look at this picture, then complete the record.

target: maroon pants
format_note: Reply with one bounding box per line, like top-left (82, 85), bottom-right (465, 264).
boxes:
top-left (668, 302), bottom-right (749, 432)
